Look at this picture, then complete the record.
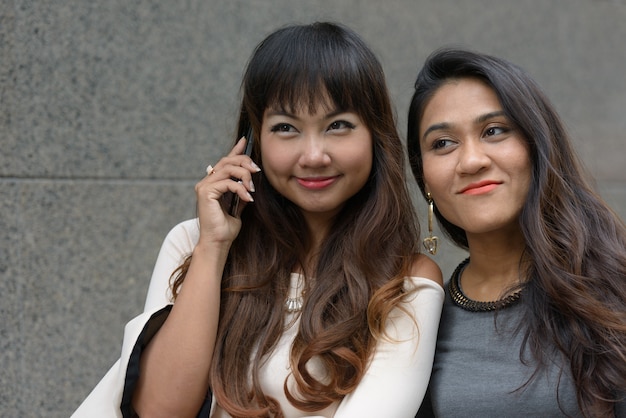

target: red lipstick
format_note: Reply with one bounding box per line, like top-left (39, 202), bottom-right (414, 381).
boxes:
top-left (296, 176), bottom-right (338, 190)
top-left (459, 180), bottom-right (501, 195)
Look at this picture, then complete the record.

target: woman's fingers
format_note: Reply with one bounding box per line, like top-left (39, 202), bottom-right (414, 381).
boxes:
top-left (196, 173), bottom-right (253, 203)
top-left (226, 136), bottom-right (248, 157)
top-left (200, 163), bottom-right (257, 199)
top-left (205, 139), bottom-right (259, 182)
top-left (198, 136), bottom-right (260, 217)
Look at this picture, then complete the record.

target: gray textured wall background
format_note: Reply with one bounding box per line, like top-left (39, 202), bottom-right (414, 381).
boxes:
top-left (2, 0), bottom-right (625, 416)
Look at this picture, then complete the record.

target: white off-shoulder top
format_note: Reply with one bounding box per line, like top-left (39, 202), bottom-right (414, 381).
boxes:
top-left (73, 219), bottom-right (444, 418)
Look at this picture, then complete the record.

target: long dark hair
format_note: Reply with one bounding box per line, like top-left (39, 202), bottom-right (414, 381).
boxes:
top-left (407, 48), bottom-right (626, 417)
top-left (172, 22), bottom-right (420, 417)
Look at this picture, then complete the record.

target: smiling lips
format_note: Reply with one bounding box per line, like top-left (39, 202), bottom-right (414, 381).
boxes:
top-left (296, 176), bottom-right (339, 190)
top-left (459, 180), bottom-right (501, 195)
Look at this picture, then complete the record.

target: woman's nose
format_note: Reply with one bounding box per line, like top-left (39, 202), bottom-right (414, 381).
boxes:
top-left (299, 134), bottom-right (331, 167)
top-left (456, 140), bottom-right (491, 174)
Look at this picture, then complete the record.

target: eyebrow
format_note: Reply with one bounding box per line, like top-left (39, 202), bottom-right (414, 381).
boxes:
top-left (421, 110), bottom-right (507, 142)
top-left (476, 110), bottom-right (507, 123)
top-left (265, 107), bottom-right (348, 120)
top-left (421, 122), bottom-right (451, 142)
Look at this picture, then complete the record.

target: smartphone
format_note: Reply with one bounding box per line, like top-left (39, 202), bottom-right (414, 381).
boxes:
top-left (227, 128), bottom-right (254, 216)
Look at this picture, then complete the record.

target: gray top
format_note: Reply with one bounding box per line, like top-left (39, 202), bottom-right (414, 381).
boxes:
top-left (419, 267), bottom-right (625, 417)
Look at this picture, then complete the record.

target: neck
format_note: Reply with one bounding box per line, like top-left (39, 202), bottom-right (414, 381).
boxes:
top-left (462, 229), bottom-right (527, 302)
top-left (298, 219), bottom-right (329, 277)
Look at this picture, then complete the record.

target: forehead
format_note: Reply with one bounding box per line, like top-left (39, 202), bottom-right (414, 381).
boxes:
top-left (266, 90), bottom-right (339, 116)
top-left (420, 78), bottom-right (502, 131)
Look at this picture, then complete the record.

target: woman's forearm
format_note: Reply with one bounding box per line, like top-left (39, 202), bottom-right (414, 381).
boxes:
top-left (132, 241), bottom-right (229, 417)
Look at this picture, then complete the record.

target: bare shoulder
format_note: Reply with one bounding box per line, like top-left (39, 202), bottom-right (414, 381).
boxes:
top-left (409, 254), bottom-right (443, 287)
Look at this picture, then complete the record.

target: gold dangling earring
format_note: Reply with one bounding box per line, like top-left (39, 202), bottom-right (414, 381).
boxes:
top-left (423, 192), bottom-right (439, 255)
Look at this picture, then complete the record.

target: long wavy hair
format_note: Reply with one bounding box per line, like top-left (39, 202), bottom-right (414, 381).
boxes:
top-left (407, 48), bottom-right (626, 417)
top-left (171, 22), bottom-right (420, 417)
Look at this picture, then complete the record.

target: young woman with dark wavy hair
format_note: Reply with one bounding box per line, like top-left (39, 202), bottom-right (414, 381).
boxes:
top-left (73, 22), bottom-right (444, 418)
top-left (407, 48), bottom-right (626, 418)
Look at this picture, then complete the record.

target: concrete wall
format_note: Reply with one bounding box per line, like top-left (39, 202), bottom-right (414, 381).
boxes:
top-left (2, 0), bottom-right (625, 416)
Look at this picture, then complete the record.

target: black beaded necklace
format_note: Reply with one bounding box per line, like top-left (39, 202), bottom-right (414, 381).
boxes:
top-left (449, 258), bottom-right (522, 312)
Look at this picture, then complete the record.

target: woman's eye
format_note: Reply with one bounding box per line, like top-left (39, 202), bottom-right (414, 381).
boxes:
top-left (328, 120), bottom-right (355, 131)
top-left (270, 123), bottom-right (295, 133)
top-left (432, 138), bottom-right (452, 150)
top-left (485, 126), bottom-right (507, 136)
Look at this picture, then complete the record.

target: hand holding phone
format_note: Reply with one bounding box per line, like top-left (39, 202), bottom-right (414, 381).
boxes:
top-left (228, 129), bottom-right (254, 216)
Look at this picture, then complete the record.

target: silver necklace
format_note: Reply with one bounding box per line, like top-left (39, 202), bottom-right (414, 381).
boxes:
top-left (285, 295), bottom-right (304, 312)
top-left (285, 274), bottom-right (304, 313)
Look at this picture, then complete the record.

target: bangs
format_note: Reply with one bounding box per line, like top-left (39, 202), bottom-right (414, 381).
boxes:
top-left (263, 59), bottom-right (359, 115)
top-left (266, 78), bottom-right (338, 116)
top-left (244, 24), bottom-right (377, 117)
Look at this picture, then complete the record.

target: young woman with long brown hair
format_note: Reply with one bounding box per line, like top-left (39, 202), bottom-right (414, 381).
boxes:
top-left (408, 48), bottom-right (626, 417)
top-left (74, 22), bottom-right (443, 417)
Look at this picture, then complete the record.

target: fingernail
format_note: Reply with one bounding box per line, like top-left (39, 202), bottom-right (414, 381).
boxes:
top-left (249, 180), bottom-right (255, 192)
top-left (250, 161), bottom-right (261, 172)
top-left (246, 192), bottom-right (254, 202)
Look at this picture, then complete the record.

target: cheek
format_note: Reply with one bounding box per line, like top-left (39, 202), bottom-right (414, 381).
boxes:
top-left (517, 165), bottom-right (532, 201)
top-left (421, 157), bottom-right (443, 193)
top-left (358, 146), bottom-right (374, 184)
top-left (353, 147), bottom-right (373, 175)
top-left (507, 146), bottom-right (532, 196)
top-left (339, 134), bottom-right (373, 178)
top-left (261, 140), bottom-right (288, 173)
